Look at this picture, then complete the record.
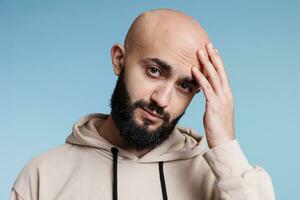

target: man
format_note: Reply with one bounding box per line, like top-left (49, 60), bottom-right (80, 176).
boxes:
top-left (11, 9), bottom-right (275, 200)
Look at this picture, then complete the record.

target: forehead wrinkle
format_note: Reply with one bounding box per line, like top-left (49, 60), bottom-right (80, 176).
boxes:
top-left (171, 48), bottom-right (200, 69)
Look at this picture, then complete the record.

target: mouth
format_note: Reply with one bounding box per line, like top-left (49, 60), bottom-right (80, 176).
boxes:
top-left (141, 107), bottom-right (164, 121)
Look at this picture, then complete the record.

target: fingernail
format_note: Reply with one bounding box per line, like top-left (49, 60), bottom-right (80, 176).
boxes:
top-left (208, 42), bottom-right (213, 49)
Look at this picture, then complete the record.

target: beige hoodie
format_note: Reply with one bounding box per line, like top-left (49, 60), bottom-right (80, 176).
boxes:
top-left (10, 113), bottom-right (275, 200)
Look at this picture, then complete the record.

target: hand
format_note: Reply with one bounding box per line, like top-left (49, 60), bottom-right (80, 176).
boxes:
top-left (191, 42), bottom-right (235, 148)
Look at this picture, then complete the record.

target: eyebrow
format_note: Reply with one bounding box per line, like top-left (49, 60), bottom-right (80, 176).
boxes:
top-left (144, 57), bottom-right (172, 74)
top-left (143, 57), bottom-right (199, 88)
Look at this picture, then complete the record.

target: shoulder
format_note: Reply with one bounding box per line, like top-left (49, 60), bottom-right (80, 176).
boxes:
top-left (173, 124), bottom-right (205, 148)
top-left (26, 144), bottom-right (72, 167)
top-left (12, 144), bottom-right (70, 196)
top-left (13, 143), bottom-right (92, 193)
top-left (26, 142), bottom-right (97, 170)
top-left (15, 144), bottom-right (68, 175)
top-left (15, 142), bottom-right (89, 180)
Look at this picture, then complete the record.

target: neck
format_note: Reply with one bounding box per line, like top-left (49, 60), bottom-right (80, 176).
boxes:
top-left (97, 115), bottom-right (150, 158)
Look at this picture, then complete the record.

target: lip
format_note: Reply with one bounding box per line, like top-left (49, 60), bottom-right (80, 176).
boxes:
top-left (141, 107), bottom-right (163, 121)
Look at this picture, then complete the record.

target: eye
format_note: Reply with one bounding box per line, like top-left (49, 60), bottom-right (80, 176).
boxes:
top-left (179, 82), bottom-right (194, 93)
top-left (147, 66), bottom-right (163, 77)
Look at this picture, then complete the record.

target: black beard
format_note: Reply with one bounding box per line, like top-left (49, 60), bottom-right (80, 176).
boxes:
top-left (110, 67), bottom-right (184, 151)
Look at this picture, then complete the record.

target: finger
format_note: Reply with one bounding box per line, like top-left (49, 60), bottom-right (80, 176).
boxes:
top-left (191, 66), bottom-right (215, 101)
top-left (206, 43), bottom-right (230, 90)
top-left (197, 48), bottom-right (223, 95)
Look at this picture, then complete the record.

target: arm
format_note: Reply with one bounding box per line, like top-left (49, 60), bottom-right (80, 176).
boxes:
top-left (192, 43), bottom-right (275, 199)
top-left (10, 188), bottom-right (25, 200)
top-left (204, 139), bottom-right (275, 200)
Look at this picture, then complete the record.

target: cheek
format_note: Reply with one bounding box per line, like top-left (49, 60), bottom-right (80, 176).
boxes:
top-left (124, 67), bottom-right (154, 102)
top-left (167, 90), bottom-right (193, 120)
top-left (167, 97), bottom-right (190, 120)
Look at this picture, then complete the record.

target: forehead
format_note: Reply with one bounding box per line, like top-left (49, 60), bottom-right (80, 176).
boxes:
top-left (125, 13), bottom-right (210, 78)
top-left (131, 36), bottom-right (201, 79)
top-left (130, 23), bottom-right (208, 69)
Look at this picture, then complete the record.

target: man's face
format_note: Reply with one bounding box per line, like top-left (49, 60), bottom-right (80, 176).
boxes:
top-left (110, 67), bottom-right (184, 151)
top-left (110, 11), bottom-right (208, 150)
top-left (110, 38), bottom-right (201, 151)
top-left (122, 37), bottom-right (201, 130)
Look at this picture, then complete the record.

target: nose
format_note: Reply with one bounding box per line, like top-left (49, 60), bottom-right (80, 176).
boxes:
top-left (150, 84), bottom-right (173, 108)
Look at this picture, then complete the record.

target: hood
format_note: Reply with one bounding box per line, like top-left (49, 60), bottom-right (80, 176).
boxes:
top-left (66, 113), bottom-right (207, 163)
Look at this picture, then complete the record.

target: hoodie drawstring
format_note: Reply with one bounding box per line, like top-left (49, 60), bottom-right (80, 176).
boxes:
top-left (111, 147), bottom-right (119, 200)
top-left (110, 147), bottom-right (168, 200)
top-left (159, 161), bottom-right (168, 200)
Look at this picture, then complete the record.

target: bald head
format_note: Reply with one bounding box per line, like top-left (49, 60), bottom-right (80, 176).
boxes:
top-left (111, 8), bottom-right (211, 83)
top-left (124, 9), bottom-right (210, 57)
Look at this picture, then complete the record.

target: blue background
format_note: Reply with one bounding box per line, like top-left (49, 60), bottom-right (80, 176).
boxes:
top-left (1, 0), bottom-right (299, 199)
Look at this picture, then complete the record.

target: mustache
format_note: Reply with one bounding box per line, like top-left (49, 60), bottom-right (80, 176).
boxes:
top-left (133, 100), bottom-right (170, 121)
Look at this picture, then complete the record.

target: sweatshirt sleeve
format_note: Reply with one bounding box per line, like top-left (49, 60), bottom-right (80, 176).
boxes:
top-left (203, 139), bottom-right (275, 200)
top-left (10, 188), bottom-right (25, 200)
top-left (10, 159), bottom-right (40, 200)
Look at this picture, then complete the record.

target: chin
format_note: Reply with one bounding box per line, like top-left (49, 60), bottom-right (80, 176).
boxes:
top-left (145, 122), bottom-right (161, 130)
top-left (133, 116), bottom-right (161, 130)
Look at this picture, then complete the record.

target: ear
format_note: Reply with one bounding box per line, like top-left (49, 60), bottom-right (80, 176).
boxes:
top-left (111, 43), bottom-right (125, 76)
